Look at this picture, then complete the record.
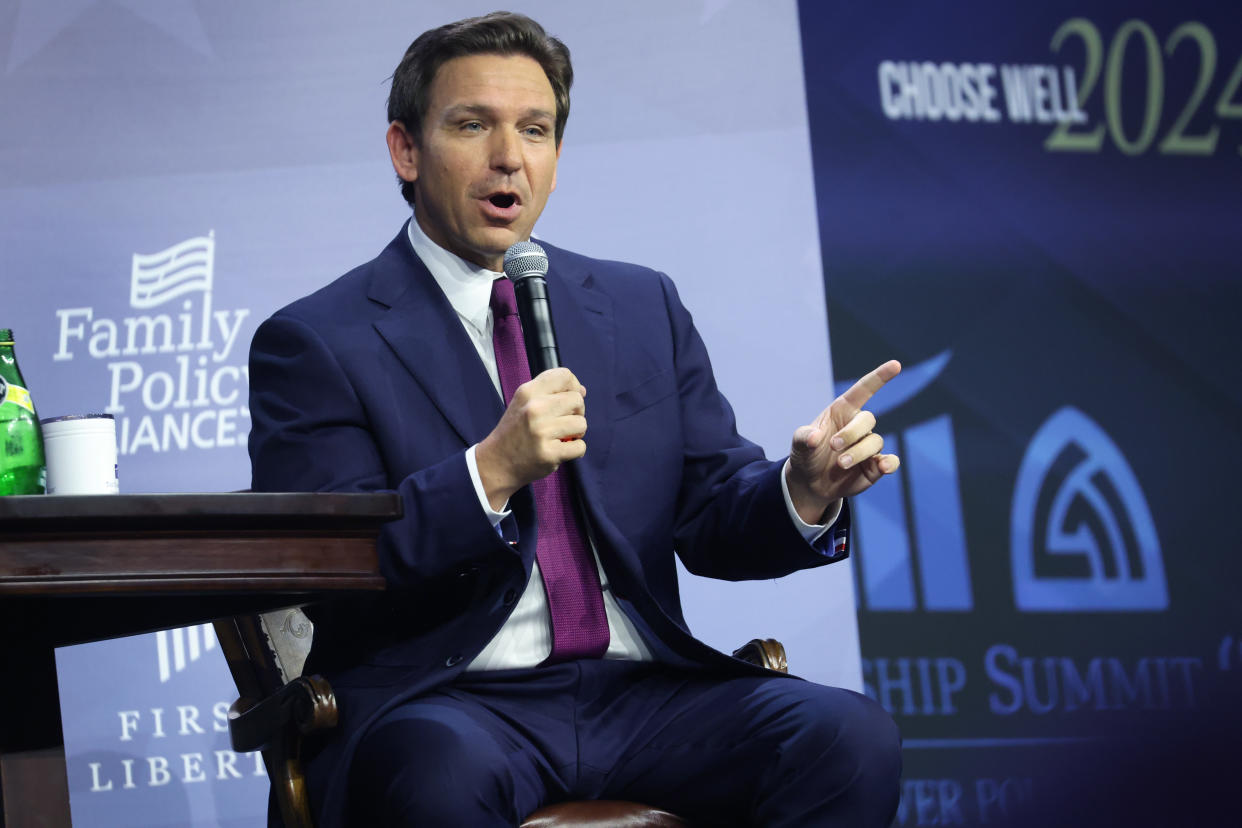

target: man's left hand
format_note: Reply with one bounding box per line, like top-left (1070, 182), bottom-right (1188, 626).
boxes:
top-left (785, 359), bottom-right (902, 525)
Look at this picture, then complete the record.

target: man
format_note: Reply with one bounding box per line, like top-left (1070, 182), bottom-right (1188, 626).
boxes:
top-left (249, 12), bottom-right (901, 827)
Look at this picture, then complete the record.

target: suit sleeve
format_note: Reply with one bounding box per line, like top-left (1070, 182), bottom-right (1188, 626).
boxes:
top-left (656, 274), bottom-right (850, 580)
top-left (247, 311), bottom-right (509, 588)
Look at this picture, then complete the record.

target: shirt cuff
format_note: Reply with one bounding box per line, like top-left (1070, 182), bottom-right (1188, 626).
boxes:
top-left (780, 458), bottom-right (842, 544)
top-left (466, 444), bottom-right (510, 527)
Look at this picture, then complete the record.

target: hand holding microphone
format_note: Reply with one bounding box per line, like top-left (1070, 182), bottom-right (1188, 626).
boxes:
top-left (503, 241), bottom-right (562, 375)
top-left (475, 242), bottom-right (587, 510)
top-left (505, 241), bottom-right (585, 445)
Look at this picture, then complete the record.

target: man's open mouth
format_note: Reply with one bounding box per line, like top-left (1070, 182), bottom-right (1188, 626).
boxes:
top-left (488, 193), bottom-right (517, 208)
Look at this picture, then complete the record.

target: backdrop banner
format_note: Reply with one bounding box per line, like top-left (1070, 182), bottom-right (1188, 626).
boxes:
top-left (2, 2), bottom-right (852, 824)
top-left (798, 0), bottom-right (1242, 823)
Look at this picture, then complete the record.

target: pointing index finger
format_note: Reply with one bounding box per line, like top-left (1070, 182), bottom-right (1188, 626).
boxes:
top-left (838, 360), bottom-right (902, 415)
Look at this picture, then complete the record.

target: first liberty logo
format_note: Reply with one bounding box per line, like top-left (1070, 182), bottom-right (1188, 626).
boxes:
top-left (51, 232), bottom-right (252, 455)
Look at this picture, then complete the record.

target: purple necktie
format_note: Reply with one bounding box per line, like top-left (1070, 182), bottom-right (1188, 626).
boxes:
top-left (490, 276), bottom-right (609, 662)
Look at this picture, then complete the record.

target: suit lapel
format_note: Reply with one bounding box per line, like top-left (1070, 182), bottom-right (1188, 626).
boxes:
top-left (369, 226), bottom-right (504, 447)
top-left (545, 247), bottom-right (616, 474)
top-left (541, 247), bottom-right (662, 594)
top-left (365, 231), bottom-right (619, 491)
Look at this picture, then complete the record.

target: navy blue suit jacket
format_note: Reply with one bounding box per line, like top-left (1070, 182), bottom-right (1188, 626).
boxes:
top-left (247, 224), bottom-right (850, 826)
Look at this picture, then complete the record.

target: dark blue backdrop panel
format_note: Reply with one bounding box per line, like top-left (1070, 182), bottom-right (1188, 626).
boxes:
top-left (799, 1), bottom-right (1242, 824)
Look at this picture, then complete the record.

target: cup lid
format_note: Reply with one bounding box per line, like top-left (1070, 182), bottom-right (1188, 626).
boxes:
top-left (40, 413), bottom-right (115, 424)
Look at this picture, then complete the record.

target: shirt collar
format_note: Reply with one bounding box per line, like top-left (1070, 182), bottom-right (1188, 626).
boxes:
top-left (406, 214), bottom-right (500, 334)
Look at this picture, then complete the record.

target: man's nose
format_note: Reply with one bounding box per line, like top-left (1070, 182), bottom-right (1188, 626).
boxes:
top-left (489, 129), bottom-right (523, 174)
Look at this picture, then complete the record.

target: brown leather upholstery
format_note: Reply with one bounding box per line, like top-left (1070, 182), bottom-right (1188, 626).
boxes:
top-left (732, 637), bottom-right (788, 674)
top-left (521, 800), bottom-right (686, 827)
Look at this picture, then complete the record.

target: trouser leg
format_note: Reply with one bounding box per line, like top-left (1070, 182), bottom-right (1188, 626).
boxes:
top-left (579, 664), bottom-right (902, 827)
top-left (347, 691), bottom-right (563, 827)
top-left (345, 661), bottom-right (901, 827)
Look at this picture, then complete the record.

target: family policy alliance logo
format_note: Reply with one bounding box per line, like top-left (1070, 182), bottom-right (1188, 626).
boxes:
top-left (51, 232), bottom-right (252, 455)
top-left (844, 356), bottom-right (1166, 614)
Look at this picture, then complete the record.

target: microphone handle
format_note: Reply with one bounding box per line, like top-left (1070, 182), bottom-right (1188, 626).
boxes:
top-left (512, 275), bottom-right (561, 375)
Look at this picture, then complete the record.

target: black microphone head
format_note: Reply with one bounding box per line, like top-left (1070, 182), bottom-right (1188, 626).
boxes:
top-left (503, 241), bottom-right (548, 283)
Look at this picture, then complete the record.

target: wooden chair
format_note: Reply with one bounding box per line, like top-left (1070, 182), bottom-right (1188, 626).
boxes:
top-left (214, 608), bottom-right (787, 828)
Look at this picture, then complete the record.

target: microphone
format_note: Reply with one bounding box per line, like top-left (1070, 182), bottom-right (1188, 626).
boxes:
top-left (503, 241), bottom-right (560, 375)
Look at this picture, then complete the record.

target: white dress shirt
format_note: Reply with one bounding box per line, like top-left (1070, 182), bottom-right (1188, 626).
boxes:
top-left (404, 217), bottom-right (839, 670)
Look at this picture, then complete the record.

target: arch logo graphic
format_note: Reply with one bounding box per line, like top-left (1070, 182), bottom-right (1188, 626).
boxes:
top-left (1011, 407), bottom-right (1166, 611)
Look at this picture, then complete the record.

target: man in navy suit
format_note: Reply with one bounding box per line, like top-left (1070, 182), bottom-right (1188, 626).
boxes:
top-left (249, 12), bottom-right (902, 827)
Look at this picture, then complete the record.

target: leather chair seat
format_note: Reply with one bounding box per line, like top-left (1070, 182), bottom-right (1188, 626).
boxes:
top-left (521, 800), bottom-right (685, 826)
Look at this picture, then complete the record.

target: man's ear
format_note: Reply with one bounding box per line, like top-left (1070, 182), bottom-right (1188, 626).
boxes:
top-left (386, 121), bottom-right (419, 184)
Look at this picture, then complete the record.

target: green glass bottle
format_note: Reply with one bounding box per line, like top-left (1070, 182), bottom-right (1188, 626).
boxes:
top-left (0, 329), bottom-right (47, 495)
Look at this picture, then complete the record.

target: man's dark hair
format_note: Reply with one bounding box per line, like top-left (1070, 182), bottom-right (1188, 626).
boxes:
top-left (388, 11), bottom-right (573, 207)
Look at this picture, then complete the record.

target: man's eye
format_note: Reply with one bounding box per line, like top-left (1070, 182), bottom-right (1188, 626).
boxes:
top-left (462, 121), bottom-right (484, 132)
top-left (523, 125), bottom-right (548, 138)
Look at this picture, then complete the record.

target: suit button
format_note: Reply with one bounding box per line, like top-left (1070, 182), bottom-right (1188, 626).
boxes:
top-left (502, 588), bottom-right (518, 606)
top-left (445, 654), bottom-right (463, 668)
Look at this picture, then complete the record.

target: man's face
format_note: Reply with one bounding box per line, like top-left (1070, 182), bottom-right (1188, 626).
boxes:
top-left (401, 53), bottom-right (560, 271)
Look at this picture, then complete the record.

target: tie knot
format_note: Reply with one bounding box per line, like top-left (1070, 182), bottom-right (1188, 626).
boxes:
top-left (490, 276), bottom-right (518, 319)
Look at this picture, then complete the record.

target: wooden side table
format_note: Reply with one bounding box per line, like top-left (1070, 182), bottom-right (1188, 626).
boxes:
top-left (0, 492), bottom-right (399, 828)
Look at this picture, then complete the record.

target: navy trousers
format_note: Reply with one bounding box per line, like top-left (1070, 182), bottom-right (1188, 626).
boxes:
top-left (347, 660), bottom-right (901, 827)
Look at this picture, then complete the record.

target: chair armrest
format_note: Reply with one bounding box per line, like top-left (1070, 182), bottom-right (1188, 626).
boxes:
top-left (228, 675), bottom-right (338, 753)
top-left (732, 638), bottom-right (788, 673)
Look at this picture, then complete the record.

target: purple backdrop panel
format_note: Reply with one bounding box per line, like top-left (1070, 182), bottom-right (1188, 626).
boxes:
top-left (5, 2), bottom-right (852, 824)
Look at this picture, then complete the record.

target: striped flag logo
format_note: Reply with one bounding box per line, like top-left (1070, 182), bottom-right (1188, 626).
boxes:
top-left (155, 624), bottom-right (217, 683)
top-left (130, 232), bottom-right (214, 309)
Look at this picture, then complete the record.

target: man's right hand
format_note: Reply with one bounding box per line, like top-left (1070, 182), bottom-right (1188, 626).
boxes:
top-left (475, 367), bottom-right (587, 511)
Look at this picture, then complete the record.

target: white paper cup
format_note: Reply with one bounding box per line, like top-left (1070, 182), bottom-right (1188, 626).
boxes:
top-left (40, 414), bottom-right (120, 495)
